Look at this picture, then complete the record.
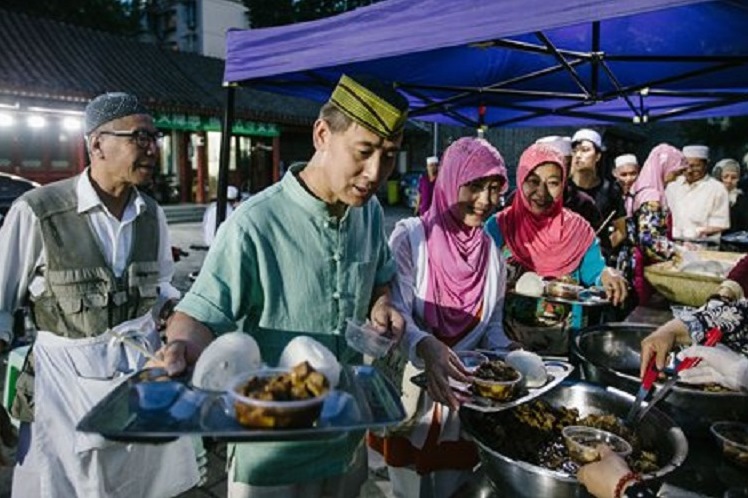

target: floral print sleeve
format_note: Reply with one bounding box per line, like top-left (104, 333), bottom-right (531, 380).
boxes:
top-left (634, 201), bottom-right (675, 262)
top-left (681, 298), bottom-right (748, 355)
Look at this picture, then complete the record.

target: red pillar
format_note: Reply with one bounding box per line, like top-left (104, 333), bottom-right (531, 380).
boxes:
top-left (195, 132), bottom-right (208, 204)
top-left (178, 132), bottom-right (191, 203)
top-left (272, 135), bottom-right (281, 183)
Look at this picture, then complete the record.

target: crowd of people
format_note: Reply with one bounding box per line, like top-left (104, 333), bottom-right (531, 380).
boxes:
top-left (0, 73), bottom-right (747, 498)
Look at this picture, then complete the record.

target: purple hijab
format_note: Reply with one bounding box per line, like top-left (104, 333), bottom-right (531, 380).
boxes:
top-left (421, 137), bottom-right (507, 344)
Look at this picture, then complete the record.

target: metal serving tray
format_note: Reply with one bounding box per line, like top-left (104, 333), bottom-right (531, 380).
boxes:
top-left (510, 289), bottom-right (610, 307)
top-left (77, 365), bottom-right (405, 443)
top-left (410, 353), bottom-right (573, 413)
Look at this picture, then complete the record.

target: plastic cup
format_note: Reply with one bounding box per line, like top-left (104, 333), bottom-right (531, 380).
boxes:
top-left (562, 425), bottom-right (632, 463)
top-left (344, 319), bottom-right (395, 358)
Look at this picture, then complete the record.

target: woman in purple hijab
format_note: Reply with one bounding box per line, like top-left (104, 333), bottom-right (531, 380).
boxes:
top-left (368, 137), bottom-right (510, 498)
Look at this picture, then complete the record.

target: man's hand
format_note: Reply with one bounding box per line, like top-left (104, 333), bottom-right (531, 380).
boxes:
top-left (155, 311), bottom-right (214, 376)
top-left (370, 300), bottom-right (405, 343)
top-left (416, 337), bottom-right (470, 410)
top-left (369, 285), bottom-right (405, 343)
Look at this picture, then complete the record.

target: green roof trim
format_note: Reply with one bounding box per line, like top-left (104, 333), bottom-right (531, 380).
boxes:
top-left (154, 112), bottom-right (280, 137)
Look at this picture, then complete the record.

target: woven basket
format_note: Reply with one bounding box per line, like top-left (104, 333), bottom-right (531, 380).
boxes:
top-left (644, 250), bottom-right (744, 307)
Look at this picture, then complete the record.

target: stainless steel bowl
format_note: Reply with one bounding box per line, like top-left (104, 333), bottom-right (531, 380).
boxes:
top-left (572, 322), bottom-right (748, 432)
top-left (461, 381), bottom-right (688, 498)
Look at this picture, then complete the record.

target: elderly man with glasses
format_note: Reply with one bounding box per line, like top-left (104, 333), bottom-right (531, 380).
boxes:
top-left (0, 92), bottom-right (199, 497)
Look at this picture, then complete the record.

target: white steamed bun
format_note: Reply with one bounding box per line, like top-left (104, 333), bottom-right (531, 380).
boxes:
top-left (191, 332), bottom-right (262, 391)
top-left (278, 336), bottom-right (341, 388)
top-left (505, 350), bottom-right (547, 388)
top-left (515, 272), bottom-right (545, 297)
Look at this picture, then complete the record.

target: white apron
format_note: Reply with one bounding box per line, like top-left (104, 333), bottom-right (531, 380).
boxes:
top-left (11, 315), bottom-right (199, 498)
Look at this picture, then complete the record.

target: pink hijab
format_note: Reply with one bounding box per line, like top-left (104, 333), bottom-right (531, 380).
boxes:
top-left (627, 143), bottom-right (687, 216)
top-left (422, 137), bottom-right (508, 343)
top-left (497, 143), bottom-right (594, 278)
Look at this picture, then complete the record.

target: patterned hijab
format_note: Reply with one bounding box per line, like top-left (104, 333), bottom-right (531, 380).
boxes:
top-left (422, 137), bottom-right (508, 342)
top-left (497, 143), bottom-right (594, 278)
top-left (628, 143), bottom-right (687, 215)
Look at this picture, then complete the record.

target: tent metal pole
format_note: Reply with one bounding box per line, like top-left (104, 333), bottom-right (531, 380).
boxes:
top-left (534, 31), bottom-right (590, 97)
top-left (605, 55), bottom-right (748, 63)
top-left (650, 96), bottom-right (748, 121)
top-left (405, 59), bottom-right (587, 117)
top-left (597, 60), bottom-right (640, 117)
top-left (591, 22), bottom-right (600, 98)
top-left (484, 38), bottom-right (591, 60)
top-left (216, 84), bottom-right (236, 230)
top-left (432, 122), bottom-right (439, 156)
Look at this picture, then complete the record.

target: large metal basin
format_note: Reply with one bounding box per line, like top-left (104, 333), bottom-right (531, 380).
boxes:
top-left (461, 381), bottom-right (688, 498)
top-left (572, 322), bottom-right (748, 432)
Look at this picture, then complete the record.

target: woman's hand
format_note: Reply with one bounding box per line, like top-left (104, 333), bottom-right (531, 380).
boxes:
top-left (416, 337), bottom-right (471, 410)
top-left (577, 446), bottom-right (632, 498)
top-left (600, 267), bottom-right (628, 306)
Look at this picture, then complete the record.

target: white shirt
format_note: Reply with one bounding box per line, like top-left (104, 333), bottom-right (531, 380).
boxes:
top-left (0, 171), bottom-right (179, 343)
top-left (666, 175), bottom-right (730, 241)
top-left (201, 201), bottom-right (234, 246)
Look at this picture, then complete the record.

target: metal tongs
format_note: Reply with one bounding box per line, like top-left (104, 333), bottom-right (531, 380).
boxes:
top-left (625, 327), bottom-right (722, 425)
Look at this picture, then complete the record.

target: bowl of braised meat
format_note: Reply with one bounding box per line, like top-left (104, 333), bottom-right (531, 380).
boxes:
top-left (711, 421), bottom-right (748, 469)
top-left (229, 361), bottom-right (330, 429)
top-left (472, 360), bottom-right (523, 401)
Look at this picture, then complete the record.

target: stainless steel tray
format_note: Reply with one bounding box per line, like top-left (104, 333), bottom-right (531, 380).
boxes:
top-left (77, 365), bottom-right (405, 443)
top-left (410, 354), bottom-right (573, 413)
top-left (509, 289), bottom-right (610, 307)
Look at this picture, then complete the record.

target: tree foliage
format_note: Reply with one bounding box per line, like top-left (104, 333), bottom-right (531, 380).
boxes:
top-left (4, 0), bottom-right (142, 36)
top-left (244, 0), bottom-right (383, 28)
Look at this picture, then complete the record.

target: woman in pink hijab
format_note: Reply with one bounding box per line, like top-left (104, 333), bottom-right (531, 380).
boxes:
top-left (616, 143), bottom-right (687, 305)
top-left (484, 143), bottom-right (627, 353)
top-left (368, 137), bottom-right (510, 498)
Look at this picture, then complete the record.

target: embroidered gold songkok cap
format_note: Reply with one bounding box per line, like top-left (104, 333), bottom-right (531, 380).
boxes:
top-left (329, 74), bottom-right (409, 139)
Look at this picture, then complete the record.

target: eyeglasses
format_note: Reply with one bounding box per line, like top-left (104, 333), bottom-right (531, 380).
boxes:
top-left (98, 129), bottom-right (163, 149)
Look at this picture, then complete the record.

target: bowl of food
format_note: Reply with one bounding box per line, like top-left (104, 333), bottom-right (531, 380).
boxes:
top-left (472, 360), bottom-right (523, 401)
top-left (546, 280), bottom-right (584, 300)
top-left (461, 381), bottom-right (689, 498)
top-left (456, 351), bottom-right (489, 372)
top-left (228, 361), bottom-right (330, 429)
top-left (711, 421), bottom-right (748, 468)
top-left (562, 425), bottom-right (632, 464)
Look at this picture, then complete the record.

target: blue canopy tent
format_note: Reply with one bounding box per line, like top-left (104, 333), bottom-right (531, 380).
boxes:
top-left (214, 0), bottom-right (748, 217)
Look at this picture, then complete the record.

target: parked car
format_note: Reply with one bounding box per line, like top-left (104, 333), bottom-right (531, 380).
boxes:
top-left (0, 172), bottom-right (40, 226)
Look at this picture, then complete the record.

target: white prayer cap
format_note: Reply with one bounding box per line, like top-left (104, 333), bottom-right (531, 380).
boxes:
top-left (571, 128), bottom-right (604, 150)
top-left (227, 186), bottom-right (239, 200)
top-left (716, 158), bottom-right (740, 175)
top-left (426, 156), bottom-right (439, 164)
top-left (535, 135), bottom-right (572, 157)
top-left (614, 154), bottom-right (639, 169)
top-left (682, 145), bottom-right (709, 160)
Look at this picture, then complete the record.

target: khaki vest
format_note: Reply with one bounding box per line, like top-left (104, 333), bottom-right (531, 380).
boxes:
top-left (12, 175), bottom-right (162, 421)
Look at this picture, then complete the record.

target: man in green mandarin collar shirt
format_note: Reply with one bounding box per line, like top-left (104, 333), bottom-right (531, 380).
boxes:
top-left (161, 74), bottom-right (409, 497)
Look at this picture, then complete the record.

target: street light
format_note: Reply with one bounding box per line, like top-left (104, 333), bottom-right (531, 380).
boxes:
top-left (27, 115), bottom-right (46, 129)
top-left (0, 113), bottom-right (13, 127)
